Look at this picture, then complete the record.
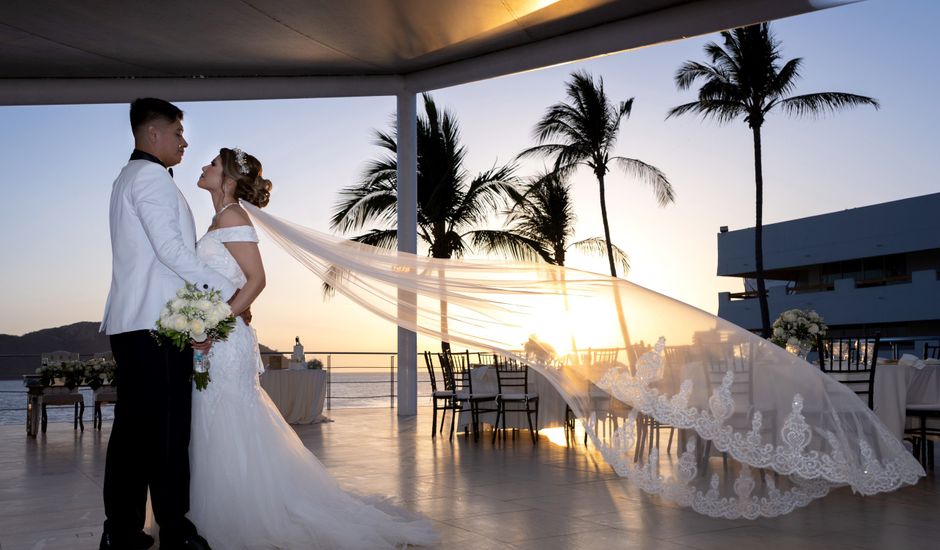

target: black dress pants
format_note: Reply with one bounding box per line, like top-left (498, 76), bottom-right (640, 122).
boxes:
top-left (103, 330), bottom-right (197, 544)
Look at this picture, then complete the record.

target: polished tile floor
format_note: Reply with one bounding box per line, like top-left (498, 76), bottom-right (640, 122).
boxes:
top-left (1, 408), bottom-right (938, 549)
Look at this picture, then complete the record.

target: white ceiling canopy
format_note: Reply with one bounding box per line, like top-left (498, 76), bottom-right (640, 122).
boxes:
top-left (0, 0), bottom-right (858, 105)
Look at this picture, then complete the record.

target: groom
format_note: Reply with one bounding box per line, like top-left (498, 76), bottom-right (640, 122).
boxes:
top-left (100, 98), bottom-right (235, 550)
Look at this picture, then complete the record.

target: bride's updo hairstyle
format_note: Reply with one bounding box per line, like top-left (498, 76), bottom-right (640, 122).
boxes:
top-left (219, 147), bottom-right (273, 208)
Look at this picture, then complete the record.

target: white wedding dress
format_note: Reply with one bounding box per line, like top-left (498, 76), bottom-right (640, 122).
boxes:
top-left (188, 225), bottom-right (439, 549)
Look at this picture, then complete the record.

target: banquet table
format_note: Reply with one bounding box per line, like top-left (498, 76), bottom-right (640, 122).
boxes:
top-left (873, 358), bottom-right (940, 440)
top-left (260, 368), bottom-right (328, 424)
top-left (456, 366), bottom-right (569, 431)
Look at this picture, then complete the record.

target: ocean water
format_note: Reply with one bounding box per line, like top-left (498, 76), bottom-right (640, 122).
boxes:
top-left (0, 373), bottom-right (435, 426)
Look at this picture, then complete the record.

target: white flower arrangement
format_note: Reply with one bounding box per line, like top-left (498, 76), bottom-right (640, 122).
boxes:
top-left (155, 283), bottom-right (236, 390)
top-left (36, 361), bottom-right (83, 388)
top-left (770, 308), bottom-right (828, 354)
top-left (83, 357), bottom-right (116, 390)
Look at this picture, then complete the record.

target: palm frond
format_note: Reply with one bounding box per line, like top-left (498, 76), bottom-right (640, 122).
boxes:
top-left (372, 129), bottom-right (397, 153)
top-left (351, 229), bottom-right (398, 250)
top-left (674, 61), bottom-right (723, 90)
top-left (770, 57), bottom-right (803, 98)
top-left (320, 264), bottom-right (348, 300)
top-left (329, 183), bottom-right (397, 233)
top-left (568, 237), bottom-right (630, 274)
top-left (665, 99), bottom-right (746, 125)
top-left (777, 92), bottom-right (880, 118)
top-left (453, 163), bottom-right (519, 227)
top-left (612, 156), bottom-right (676, 206)
top-left (467, 230), bottom-right (550, 263)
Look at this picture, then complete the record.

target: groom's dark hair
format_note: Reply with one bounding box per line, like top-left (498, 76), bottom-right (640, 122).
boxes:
top-left (130, 97), bottom-right (183, 133)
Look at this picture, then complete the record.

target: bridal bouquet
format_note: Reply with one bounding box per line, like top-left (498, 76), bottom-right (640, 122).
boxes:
top-left (155, 283), bottom-right (236, 390)
top-left (770, 308), bottom-right (828, 357)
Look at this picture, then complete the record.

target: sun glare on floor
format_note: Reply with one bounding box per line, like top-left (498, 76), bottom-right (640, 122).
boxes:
top-left (540, 427), bottom-right (572, 447)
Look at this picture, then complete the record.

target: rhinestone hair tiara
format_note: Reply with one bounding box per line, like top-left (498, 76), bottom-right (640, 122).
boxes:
top-left (232, 147), bottom-right (250, 175)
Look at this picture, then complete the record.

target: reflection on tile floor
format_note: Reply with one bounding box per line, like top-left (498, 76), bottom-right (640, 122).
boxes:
top-left (1, 407), bottom-right (937, 549)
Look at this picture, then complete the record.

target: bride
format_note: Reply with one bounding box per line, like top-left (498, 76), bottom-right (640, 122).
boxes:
top-left (188, 147), bottom-right (439, 549)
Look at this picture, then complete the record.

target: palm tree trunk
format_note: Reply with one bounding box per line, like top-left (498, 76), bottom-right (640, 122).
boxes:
top-left (555, 255), bottom-right (579, 357)
top-left (596, 170), bottom-right (634, 367)
top-left (434, 231), bottom-right (453, 354)
top-left (437, 260), bottom-right (451, 354)
top-left (596, 171), bottom-right (618, 278)
top-left (752, 124), bottom-right (771, 338)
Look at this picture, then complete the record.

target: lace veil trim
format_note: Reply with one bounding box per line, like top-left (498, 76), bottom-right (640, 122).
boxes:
top-left (241, 202), bottom-right (924, 519)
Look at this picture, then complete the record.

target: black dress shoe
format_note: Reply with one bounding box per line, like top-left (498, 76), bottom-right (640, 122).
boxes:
top-left (181, 533), bottom-right (212, 550)
top-left (162, 533), bottom-right (212, 550)
top-left (99, 530), bottom-right (155, 550)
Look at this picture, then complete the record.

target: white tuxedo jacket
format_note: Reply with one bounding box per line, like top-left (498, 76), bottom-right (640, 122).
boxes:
top-left (101, 159), bottom-right (236, 335)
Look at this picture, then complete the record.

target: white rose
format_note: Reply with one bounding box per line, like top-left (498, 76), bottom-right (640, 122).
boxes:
top-left (189, 319), bottom-right (206, 335)
top-left (773, 327), bottom-right (784, 337)
top-left (172, 315), bottom-right (189, 332)
top-left (205, 310), bottom-right (221, 327)
top-left (196, 299), bottom-right (212, 312)
top-left (171, 298), bottom-right (187, 312)
top-left (191, 332), bottom-right (207, 343)
top-left (214, 302), bottom-right (232, 318)
top-left (783, 311), bottom-right (796, 323)
top-left (808, 324), bottom-right (819, 335)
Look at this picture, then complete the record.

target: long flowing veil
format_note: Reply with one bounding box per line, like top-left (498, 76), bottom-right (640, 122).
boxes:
top-left (243, 201), bottom-right (923, 519)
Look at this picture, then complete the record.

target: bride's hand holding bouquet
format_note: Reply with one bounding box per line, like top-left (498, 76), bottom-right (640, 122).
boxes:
top-left (155, 283), bottom-right (237, 390)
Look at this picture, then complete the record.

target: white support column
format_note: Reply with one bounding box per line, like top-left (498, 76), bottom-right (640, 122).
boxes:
top-left (396, 92), bottom-right (418, 417)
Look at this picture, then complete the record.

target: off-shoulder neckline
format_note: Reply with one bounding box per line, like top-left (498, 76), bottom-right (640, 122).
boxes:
top-left (205, 224), bottom-right (255, 235)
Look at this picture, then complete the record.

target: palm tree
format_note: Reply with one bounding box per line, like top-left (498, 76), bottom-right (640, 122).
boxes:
top-left (331, 93), bottom-right (520, 258)
top-left (330, 93), bottom-right (521, 350)
top-left (521, 70), bottom-right (674, 279)
top-left (475, 171), bottom-right (630, 272)
top-left (666, 23), bottom-right (878, 337)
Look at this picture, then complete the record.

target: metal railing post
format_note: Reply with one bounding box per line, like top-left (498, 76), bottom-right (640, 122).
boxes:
top-left (390, 355), bottom-right (396, 408)
top-left (326, 354), bottom-right (332, 411)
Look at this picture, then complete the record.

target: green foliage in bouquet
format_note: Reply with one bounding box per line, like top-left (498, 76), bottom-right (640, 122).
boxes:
top-left (155, 283), bottom-right (237, 391)
top-left (154, 283), bottom-right (237, 350)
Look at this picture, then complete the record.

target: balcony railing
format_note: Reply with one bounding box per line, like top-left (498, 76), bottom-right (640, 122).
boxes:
top-left (726, 274), bottom-right (917, 301)
top-left (719, 269), bottom-right (940, 329)
top-left (0, 351), bottom-right (438, 423)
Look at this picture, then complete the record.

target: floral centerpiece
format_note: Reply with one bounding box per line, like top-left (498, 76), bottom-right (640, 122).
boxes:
top-left (83, 357), bottom-right (116, 390)
top-left (154, 283), bottom-right (236, 391)
top-left (35, 361), bottom-right (85, 389)
top-left (770, 308), bottom-right (828, 358)
top-left (306, 358), bottom-right (324, 370)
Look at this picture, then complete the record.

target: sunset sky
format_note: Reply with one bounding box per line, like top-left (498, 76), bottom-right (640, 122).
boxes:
top-left (1, 0), bottom-right (937, 362)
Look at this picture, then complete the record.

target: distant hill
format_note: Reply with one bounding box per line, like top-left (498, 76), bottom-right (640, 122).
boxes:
top-left (0, 322), bottom-right (276, 379)
top-left (0, 322), bottom-right (110, 379)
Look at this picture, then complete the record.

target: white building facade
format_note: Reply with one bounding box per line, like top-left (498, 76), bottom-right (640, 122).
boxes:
top-left (717, 192), bottom-right (940, 345)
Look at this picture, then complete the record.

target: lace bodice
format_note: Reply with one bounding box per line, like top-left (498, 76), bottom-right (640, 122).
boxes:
top-left (196, 225), bottom-right (259, 289)
top-left (194, 224), bottom-right (264, 400)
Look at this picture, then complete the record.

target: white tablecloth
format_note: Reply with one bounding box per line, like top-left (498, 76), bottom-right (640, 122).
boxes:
top-left (260, 369), bottom-right (328, 424)
top-left (873, 360), bottom-right (940, 440)
top-left (457, 366), bottom-right (569, 430)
